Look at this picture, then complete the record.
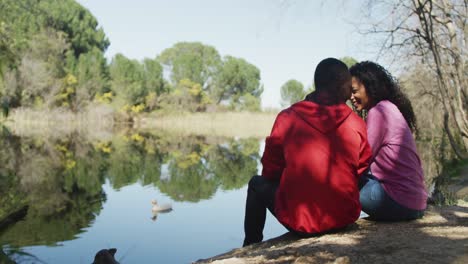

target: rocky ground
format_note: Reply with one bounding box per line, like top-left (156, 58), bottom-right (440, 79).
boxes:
top-left (195, 163), bottom-right (468, 264)
top-left (195, 202), bottom-right (468, 264)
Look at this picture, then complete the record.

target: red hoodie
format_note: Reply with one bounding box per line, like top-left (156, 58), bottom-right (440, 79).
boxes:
top-left (262, 100), bottom-right (371, 234)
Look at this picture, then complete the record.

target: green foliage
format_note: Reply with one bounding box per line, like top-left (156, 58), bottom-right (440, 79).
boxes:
top-left (55, 73), bottom-right (77, 108)
top-left (143, 58), bottom-right (165, 94)
top-left (68, 47), bottom-right (110, 108)
top-left (158, 42), bottom-right (221, 88)
top-left (142, 58), bottom-right (165, 111)
top-left (215, 56), bottom-right (263, 110)
top-left (0, 0), bottom-right (41, 60)
top-left (0, 130), bottom-right (263, 218)
top-left (158, 79), bottom-right (211, 112)
top-left (161, 153), bottom-right (218, 202)
top-left (0, 134), bottom-right (106, 247)
top-left (109, 54), bottom-right (165, 111)
top-left (106, 134), bottom-right (145, 189)
top-left (0, 0), bottom-right (108, 60)
top-left (1, 1), bottom-right (265, 114)
top-left (0, 194), bottom-right (103, 247)
top-left (0, 135), bottom-right (27, 222)
top-left (208, 138), bottom-right (260, 190)
top-left (15, 29), bottom-right (70, 108)
top-left (0, 0), bottom-right (109, 111)
top-left (35, 0), bottom-right (109, 56)
top-left (62, 141), bottom-right (107, 196)
top-left (105, 132), bottom-right (164, 189)
top-left (340, 56), bottom-right (358, 68)
top-left (109, 53), bottom-right (146, 105)
top-left (236, 93), bottom-right (262, 112)
top-left (1, 1), bottom-right (268, 113)
top-left (0, 22), bottom-right (16, 91)
top-left (0, 130), bottom-right (265, 250)
top-left (280, 79), bottom-right (305, 107)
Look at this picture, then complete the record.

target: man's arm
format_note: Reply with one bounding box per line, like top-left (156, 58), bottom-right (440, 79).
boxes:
top-left (261, 111), bottom-right (289, 181)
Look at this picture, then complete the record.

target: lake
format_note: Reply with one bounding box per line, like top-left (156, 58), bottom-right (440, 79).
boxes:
top-left (0, 128), bottom-right (287, 263)
top-left (0, 117), bottom-right (440, 264)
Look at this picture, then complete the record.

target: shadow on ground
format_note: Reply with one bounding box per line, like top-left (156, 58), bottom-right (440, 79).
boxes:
top-left (195, 203), bottom-right (468, 264)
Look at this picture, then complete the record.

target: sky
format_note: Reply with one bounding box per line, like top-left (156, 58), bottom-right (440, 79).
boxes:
top-left (76, 0), bottom-right (372, 109)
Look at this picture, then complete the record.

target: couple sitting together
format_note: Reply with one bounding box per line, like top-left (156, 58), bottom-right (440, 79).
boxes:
top-left (243, 58), bottom-right (428, 246)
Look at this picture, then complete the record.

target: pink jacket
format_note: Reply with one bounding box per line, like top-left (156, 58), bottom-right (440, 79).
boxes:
top-left (367, 100), bottom-right (427, 210)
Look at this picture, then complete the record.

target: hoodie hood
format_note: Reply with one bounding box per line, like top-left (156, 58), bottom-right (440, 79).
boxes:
top-left (290, 100), bottom-right (353, 134)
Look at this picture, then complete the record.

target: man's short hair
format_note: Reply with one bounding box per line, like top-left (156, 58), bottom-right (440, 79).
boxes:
top-left (314, 58), bottom-right (351, 101)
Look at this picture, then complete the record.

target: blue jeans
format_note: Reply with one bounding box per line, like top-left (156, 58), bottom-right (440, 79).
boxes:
top-left (359, 174), bottom-right (424, 221)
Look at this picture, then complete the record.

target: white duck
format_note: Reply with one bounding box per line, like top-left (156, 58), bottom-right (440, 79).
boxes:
top-left (151, 200), bottom-right (172, 221)
top-left (151, 199), bottom-right (172, 213)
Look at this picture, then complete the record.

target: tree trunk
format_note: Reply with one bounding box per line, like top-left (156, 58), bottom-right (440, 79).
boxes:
top-left (413, 0), bottom-right (468, 153)
top-left (444, 112), bottom-right (467, 159)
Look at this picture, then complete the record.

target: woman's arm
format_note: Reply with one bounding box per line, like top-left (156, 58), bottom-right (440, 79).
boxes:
top-left (357, 129), bottom-right (372, 176)
top-left (366, 104), bottom-right (387, 159)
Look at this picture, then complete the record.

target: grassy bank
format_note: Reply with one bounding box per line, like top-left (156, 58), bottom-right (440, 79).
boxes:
top-left (138, 111), bottom-right (277, 138)
top-left (4, 106), bottom-right (116, 140)
top-left (4, 107), bottom-right (278, 139)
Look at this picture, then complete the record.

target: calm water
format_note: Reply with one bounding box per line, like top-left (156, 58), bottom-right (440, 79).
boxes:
top-left (0, 130), bottom-right (286, 263)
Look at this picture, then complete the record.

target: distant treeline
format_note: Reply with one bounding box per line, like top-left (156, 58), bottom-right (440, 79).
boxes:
top-left (0, 0), bottom-right (264, 114)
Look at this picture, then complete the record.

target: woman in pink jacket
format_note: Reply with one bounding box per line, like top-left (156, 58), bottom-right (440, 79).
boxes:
top-left (350, 61), bottom-right (428, 221)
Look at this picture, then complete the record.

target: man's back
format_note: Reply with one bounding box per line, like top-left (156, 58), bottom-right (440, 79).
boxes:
top-left (261, 100), bottom-right (371, 233)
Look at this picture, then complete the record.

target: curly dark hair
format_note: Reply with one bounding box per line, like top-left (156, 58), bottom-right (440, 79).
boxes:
top-left (349, 61), bottom-right (417, 133)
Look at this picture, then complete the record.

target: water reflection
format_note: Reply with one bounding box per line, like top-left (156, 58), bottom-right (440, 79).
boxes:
top-left (0, 125), bottom-right (442, 263)
top-left (0, 129), bottom-right (261, 262)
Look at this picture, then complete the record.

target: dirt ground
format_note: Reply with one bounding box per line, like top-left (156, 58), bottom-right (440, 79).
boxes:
top-left (194, 201), bottom-right (468, 264)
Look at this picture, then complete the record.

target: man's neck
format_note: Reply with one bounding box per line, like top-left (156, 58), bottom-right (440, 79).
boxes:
top-left (305, 91), bottom-right (343, 106)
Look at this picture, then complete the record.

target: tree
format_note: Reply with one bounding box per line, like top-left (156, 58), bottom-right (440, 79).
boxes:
top-left (0, 22), bottom-right (17, 114)
top-left (0, 0), bottom-right (41, 64)
top-left (237, 93), bottom-right (262, 112)
top-left (158, 79), bottom-right (211, 112)
top-left (0, 22), bottom-right (15, 81)
top-left (208, 138), bottom-right (260, 190)
top-left (0, 0), bottom-right (109, 57)
top-left (69, 47), bottom-right (109, 109)
top-left (158, 42), bottom-right (221, 89)
top-left (14, 29), bottom-right (70, 108)
top-left (358, 0), bottom-right (467, 157)
top-left (109, 53), bottom-right (145, 106)
top-left (340, 56), bottom-right (358, 68)
top-left (141, 58), bottom-right (165, 111)
top-left (0, 0), bottom-right (110, 111)
top-left (142, 58), bottom-right (165, 96)
top-left (280, 79), bottom-right (305, 107)
top-left (400, 65), bottom-right (450, 181)
top-left (109, 54), bottom-right (167, 111)
top-left (37, 0), bottom-right (109, 56)
top-left (215, 56), bottom-right (263, 110)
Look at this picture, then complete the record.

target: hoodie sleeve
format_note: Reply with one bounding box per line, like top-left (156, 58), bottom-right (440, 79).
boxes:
top-left (261, 110), bottom-right (289, 180)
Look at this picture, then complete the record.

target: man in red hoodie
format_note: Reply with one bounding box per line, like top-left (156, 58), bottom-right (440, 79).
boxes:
top-left (243, 58), bottom-right (372, 246)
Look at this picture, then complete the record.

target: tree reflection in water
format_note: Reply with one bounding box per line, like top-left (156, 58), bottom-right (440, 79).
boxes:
top-left (0, 130), bottom-right (261, 253)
